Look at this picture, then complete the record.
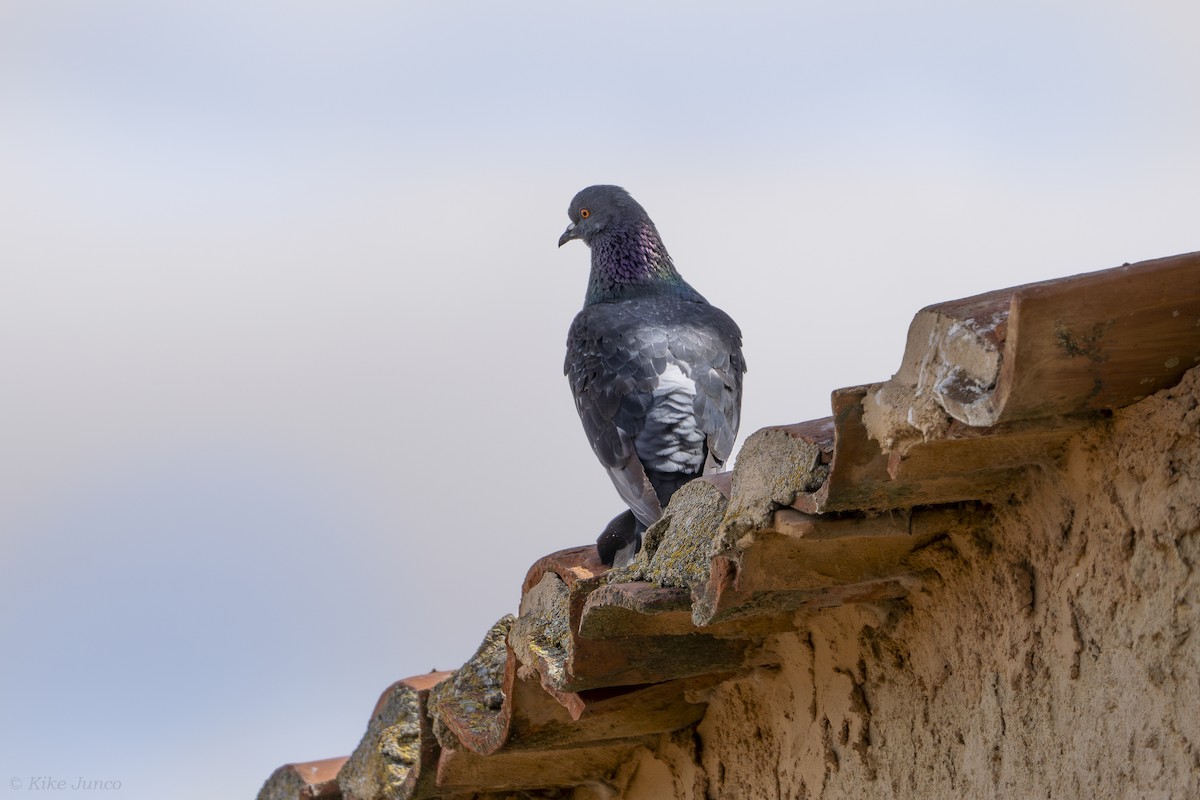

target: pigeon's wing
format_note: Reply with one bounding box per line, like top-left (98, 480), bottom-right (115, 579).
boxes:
top-left (565, 303), bottom-right (665, 527)
top-left (628, 301), bottom-right (745, 484)
top-left (677, 303), bottom-right (745, 473)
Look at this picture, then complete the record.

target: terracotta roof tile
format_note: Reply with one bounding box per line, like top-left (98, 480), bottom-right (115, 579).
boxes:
top-left (512, 547), bottom-right (760, 695)
top-left (434, 741), bottom-right (639, 795)
top-left (338, 672), bottom-right (452, 800)
top-left (257, 757), bottom-right (347, 800)
top-left (867, 251), bottom-right (1200, 437)
top-left (429, 617), bottom-right (513, 756)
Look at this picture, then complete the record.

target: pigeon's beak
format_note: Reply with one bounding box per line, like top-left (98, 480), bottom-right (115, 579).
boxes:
top-left (558, 222), bottom-right (578, 248)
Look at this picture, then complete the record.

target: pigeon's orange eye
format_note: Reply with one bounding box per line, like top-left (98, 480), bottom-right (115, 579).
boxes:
top-left (579, 208), bottom-right (591, 219)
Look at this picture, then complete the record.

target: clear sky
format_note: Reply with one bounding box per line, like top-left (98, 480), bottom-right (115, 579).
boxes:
top-left (2, 2), bottom-right (1198, 797)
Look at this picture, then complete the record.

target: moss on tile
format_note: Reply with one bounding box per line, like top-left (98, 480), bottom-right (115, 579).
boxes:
top-left (431, 615), bottom-right (513, 751)
top-left (510, 573), bottom-right (573, 689)
top-left (339, 679), bottom-right (443, 800)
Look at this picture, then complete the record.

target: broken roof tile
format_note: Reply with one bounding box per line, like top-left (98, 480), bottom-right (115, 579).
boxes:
top-left (866, 251), bottom-right (1200, 444)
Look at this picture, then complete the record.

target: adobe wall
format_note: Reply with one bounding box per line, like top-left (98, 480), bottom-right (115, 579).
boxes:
top-left (609, 366), bottom-right (1200, 799)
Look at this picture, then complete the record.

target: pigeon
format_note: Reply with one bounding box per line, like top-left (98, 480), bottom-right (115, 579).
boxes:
top-left (558, 185), bottom-right (745, 567)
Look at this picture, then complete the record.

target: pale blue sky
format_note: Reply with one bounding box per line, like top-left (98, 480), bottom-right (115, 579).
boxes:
top-left (2, 2), bottom-right (1198, 798)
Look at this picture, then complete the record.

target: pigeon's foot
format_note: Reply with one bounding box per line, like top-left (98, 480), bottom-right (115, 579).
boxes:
top-left (596, 509), bottom-right (644, 568)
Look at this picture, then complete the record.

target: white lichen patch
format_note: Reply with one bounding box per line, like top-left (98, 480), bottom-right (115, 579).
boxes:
top-left (864, 308), bottom-right (1004, 452)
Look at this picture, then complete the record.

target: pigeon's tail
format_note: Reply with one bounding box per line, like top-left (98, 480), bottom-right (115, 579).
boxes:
top-left (596, 509), bottom-right (645, 568)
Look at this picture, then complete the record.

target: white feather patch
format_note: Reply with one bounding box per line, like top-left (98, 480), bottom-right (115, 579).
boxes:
top-left (655, 362), bottom-right (696, 399)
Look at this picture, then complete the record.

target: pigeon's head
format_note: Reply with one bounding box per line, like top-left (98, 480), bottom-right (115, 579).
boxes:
top-left (558, 185), bottom-right (649, 248)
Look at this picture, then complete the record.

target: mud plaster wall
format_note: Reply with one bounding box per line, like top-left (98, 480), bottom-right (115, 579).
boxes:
top-left (609, 366), bottom-right (1200, 800)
